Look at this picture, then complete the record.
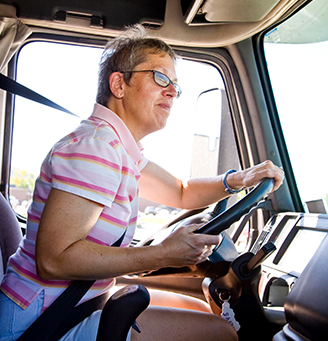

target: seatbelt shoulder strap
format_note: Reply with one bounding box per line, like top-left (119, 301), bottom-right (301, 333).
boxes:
top-left (0, 73), bottom-right (78, 116)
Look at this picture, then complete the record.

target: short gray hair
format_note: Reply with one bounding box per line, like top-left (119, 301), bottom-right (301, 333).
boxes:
top-left (96, 24), bottom-right (176, 106)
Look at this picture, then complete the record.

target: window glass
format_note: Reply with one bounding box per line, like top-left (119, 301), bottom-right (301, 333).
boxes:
top-left (10, 42), bottom-right (101, 216)
top-left (263, 0), bottom-right (328, 211)
top-left (10, 41), bottom-right (238, 239)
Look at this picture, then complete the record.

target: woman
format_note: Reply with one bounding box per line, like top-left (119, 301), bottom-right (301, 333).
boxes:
top-left (0, 25), bottom-right (284, 340)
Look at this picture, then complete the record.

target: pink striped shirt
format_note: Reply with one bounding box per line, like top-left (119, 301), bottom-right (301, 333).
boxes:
top-left (1, 103), bottom-right (148, 310)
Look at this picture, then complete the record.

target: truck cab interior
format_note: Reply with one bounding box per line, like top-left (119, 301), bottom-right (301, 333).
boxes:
top-left (1, 0), bottom-right (328, 340)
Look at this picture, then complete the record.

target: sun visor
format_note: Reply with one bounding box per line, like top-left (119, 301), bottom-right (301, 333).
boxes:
top-left (183, 0), bottom-right (280, 25)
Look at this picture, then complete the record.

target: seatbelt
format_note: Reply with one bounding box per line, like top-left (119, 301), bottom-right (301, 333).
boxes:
top-left (17, 280), bottom-right (100, 341)
top-left (0, 73), bottom-right (78, 117)
top-left (17, 229), bottom-right (127, 341)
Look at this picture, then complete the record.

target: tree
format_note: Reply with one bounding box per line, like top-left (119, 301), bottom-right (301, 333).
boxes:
top-left (10, 169), bottom-right (36, 192)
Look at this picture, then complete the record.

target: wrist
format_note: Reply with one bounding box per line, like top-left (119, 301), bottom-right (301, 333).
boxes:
top-left (222, 170), bottom-right (245, 194)
top-left (153, 244), bottom-right (169, 268)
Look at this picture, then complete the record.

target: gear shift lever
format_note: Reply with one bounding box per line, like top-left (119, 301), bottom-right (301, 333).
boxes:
top-left (245, 242), bottom-right (276, 272)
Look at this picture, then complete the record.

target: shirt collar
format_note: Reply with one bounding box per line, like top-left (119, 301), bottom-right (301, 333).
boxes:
top-left (90, 103), bottom-right (144, 164)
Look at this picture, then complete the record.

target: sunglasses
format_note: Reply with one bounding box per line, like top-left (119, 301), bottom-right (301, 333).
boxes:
top-left (120, 70), bottom-right (182, 98)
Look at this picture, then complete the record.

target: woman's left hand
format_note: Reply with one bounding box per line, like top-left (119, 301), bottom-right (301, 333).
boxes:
top-left (227, 160), bottom-right (284, 192)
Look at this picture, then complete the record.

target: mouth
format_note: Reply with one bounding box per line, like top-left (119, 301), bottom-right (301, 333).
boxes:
top-left (158, 102), bottom-right (172, 111)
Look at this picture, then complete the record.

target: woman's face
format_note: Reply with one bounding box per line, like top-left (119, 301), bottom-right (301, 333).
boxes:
top-left (120, 52), bottom-right (179, 141)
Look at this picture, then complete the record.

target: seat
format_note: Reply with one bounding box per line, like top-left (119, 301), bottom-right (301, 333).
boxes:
top-left (273, 234), bottom-right (328, 341)
top-left (0, 192), bottom-right (23, 279)
top-left (0, 192), bottom-right (149, 341)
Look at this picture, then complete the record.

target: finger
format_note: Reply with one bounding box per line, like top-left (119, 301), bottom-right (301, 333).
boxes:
top-left (201, 246), bottom-right (215, 258)
top-left (273, 174), bottom-right (284, 191)
top-left (195, 257), bottom-right (207, 265)
top-left (195, 250), bottom-right (213, 264)
top-left (271, 165), bottom-right (285, 191)
top-left (251, 161), bottom-right (284, 191)
top-left (181, 223), bottom-right (204, 234)
top-left (177, 224), bottom-right (221, 249)
top-left (197, 233), bottom-right (222, 246)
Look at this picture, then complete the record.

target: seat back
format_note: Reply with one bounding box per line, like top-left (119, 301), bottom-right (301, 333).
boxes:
top-left (0, 193), bottom-right (23, 279)
top-left (274, 233), bottom-right (328, 341)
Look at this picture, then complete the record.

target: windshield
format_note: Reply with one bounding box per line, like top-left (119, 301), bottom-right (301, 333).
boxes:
top-left (263, 0), bottom-right (328, 212)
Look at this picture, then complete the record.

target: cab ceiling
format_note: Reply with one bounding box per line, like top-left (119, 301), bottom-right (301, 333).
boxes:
top-left (0, 0), bottom-right (167, 30)
top-left (0, 0), bottom-right (307, 47)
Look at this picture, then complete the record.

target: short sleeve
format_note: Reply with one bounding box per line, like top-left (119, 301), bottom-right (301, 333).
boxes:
top-left (49, 136), bottom-right (122, 207)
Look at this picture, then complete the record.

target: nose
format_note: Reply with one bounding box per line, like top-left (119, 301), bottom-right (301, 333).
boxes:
top-left (164, 83), bottom-right (178, 98)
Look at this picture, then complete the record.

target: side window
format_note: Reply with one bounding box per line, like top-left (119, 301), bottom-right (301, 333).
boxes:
top-left (10, 42), bottom-right (101, 216)
top-left (263, 0), bottom-right (328, 212)
top-left (10, 42), bottom-right (240, 236)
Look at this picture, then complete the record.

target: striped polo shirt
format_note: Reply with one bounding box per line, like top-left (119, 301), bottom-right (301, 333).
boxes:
top-left (1, 103), bottom-right (148, 311)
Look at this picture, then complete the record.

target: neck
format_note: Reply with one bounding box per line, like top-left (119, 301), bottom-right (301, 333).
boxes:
top-left (106, 98), bottom-right (144, 143)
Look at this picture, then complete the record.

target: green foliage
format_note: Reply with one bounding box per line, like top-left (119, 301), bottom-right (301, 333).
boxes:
top-left (10, 169), bottom-right (36, 191)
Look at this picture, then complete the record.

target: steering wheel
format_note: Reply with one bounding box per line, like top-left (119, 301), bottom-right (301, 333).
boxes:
top-left (138, 178), bottom-right (274, 278)
top-left (196, 177), bottom-right (274, 235)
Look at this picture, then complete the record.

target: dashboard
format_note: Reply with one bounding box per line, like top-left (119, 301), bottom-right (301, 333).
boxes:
top-left (253, 213), bottom-right (328, 307)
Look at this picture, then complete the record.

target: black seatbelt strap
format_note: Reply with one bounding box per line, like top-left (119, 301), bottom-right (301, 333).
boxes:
top-left (17, 230), bottom-right (127, 341)
top-left (17, 280), bottom-right (98, 341)
top-left (0, 73), bottom-right (78, 117)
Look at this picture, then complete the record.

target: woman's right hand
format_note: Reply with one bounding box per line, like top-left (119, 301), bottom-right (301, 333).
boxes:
top-left (159, 224), bottom-right (221, 267)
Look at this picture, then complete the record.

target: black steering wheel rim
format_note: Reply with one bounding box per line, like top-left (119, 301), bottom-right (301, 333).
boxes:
top-left (197, 178), bottom-right (274, 235)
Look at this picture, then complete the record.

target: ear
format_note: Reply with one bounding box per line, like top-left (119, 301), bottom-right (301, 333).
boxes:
top-left (109, 72), bottom-right (125, 99)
